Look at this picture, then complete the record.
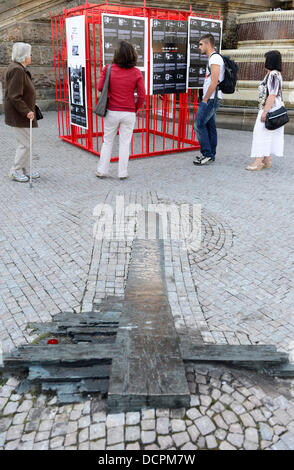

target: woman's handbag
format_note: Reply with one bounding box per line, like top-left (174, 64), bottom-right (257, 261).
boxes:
top-left (265, 106), bottom-right (289, 130)
top-left (35, 104), bottom-right (43, 120)
top-left (94, 65), bottom-right (111, 117)
top-left (264, 74), bottom-right (289, 130)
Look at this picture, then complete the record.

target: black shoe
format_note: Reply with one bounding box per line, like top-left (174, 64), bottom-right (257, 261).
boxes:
top-left (193, 155), bottom-right (201, 165)
top-left (194, 156), bottom-right (212, 165)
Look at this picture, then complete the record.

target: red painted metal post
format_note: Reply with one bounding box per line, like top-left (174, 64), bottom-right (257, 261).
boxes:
top-left (145, 8), bottom-right (151, 156)
top-left (85, 10), bottom-right (93, 151)
top-left (55, 16), bottom-right (65, 138)
top-left (51, 11), bottom-right (61, 138)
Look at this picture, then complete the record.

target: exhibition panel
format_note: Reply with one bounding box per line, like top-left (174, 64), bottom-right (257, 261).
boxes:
top-left (66, 15), bottom-right (88, 129)
top-left (50, 2), bottom-right (221, 161)
top-left (187, 17), bottom-right (222, 89)
top-left (102, 13), bottom-right (148, 90)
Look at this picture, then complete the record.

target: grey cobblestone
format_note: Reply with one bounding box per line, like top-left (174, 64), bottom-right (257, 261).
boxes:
top-left (90, 439), bottom-right (106, 450)
top-left (215, 429), bottom-right (227, 441)
top-left (107, 443), bottom-right (125, 450)
top-left (171, 419), bottom-right (186, 433)
top-left (280, 431), bottom-right (294, 449)
top-left (0, 418), bottom-right (12, 432)
top-left (78, 428), bottom-right (89, 444)
top-left (106, 413), bottom-right (125, 428)
top-left (195, 416), bottom-right (216, 436)
top-left (90, 423), bottom-right (105, 440)
top-left (243, 440), bottom-right (259, 450)
top-left (141, 419), bottom-right (155, 431)
top-left (5, 404), bottom-right (20, 420)
top-left (125, 426), bottom-right (140, 442)
top-left (158, 435), bottom-right (173, 449)
top-left (141, 430), bottom-right (156, 445)
top-left (156, 418), bottom-right (169, 435)
top-left (0, 432), bottom-right (6, 447)
top-left (219, 441), bottom-right (236, 450)
top-left (227, 433), bottom-right (244, 448)
top-left (35, 431), bottom-right (50, 442)
top-left (126, 412), bottom-right (140, 426)
top-left (50, 436), bottom-right (65, 449)
top-left (64, 433), bottom-right (77, 447)
top-left (126, 442), bottom-right (140, 450)
top-left (107, 426), bottom-right (124, 446)
top-left (222, 410), bottom-right (238, 426)
top-left (172, 431), bottom-right (190, 447)
top-left (245, 427), bottom-right (259, 444)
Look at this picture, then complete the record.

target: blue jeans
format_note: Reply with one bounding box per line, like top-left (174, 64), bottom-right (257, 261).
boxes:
top-left (194, 98), bottom-right (221, 160)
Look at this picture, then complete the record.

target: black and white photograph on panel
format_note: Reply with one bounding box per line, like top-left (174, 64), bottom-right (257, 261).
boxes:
top-left (68, 66), bottom-right (87, 128)
top-left (66, 14), bottom-right (88, 129)
top-left (151, 19), bottom-right (188, 95)
top-left (102, 14), bottom-right (148, 89)
top-left (187, 16), bottom-right (222, 89)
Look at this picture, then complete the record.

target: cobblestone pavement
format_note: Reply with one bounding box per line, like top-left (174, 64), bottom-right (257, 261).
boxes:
top-left (1, 366), bottom-right (294, 450)
top-left (0, 112), bottom-right (294, 450)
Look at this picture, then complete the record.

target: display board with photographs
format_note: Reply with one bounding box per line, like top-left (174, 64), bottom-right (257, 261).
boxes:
top-left (66, 15), bottom-right (88, 129)
top-left (187, 17), bottom-right (222, 89)
top-left (102, 14), bottom-right (148, 90)
top-left (151, 19), bottom-right (188, 95)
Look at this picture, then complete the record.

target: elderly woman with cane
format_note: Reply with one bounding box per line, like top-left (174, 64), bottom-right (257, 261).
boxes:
top-left (4, 42), bottom-right (40, 182)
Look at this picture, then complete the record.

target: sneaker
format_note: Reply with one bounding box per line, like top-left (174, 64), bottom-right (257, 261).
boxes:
top-left (119, 175), bottom-right (128, 180)
top-left (193, 155), bottom-right (202, 165)
top-left (96, 172), bottom-right (106, 178)
top-left (9, 171), bottom-right (29, 183)
top-left (25, 171), bottom-right (40, 179)
top-left (194, 156), bottom-right (212, 165)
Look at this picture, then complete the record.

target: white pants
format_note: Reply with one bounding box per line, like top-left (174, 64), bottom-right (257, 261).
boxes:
top-left (97, 110), bottom-right (136, 178)
top-left (11, 127), bottom-right (31, 174)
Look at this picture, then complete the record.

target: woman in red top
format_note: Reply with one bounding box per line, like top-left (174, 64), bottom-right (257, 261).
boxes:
top-left (96, 41), bottom-right (146, 179)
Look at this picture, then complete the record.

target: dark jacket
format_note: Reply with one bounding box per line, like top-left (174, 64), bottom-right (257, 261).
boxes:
top-left (4, 62), bottom-right (38, 128)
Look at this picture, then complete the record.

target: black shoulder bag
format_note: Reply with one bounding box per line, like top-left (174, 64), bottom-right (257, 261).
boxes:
top-left (265, 75), bottom-right (289, 131)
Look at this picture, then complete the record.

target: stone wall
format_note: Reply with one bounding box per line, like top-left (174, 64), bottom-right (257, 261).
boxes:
top-left (0, 0), bottom-right (282, 112)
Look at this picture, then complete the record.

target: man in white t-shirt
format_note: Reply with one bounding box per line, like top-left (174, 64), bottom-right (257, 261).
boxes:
top-left (193, 34), bottom-right (225, 165)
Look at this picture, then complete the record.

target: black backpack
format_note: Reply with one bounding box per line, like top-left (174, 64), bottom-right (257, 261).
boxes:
top-left (208, 52), bottom-right (239, 94)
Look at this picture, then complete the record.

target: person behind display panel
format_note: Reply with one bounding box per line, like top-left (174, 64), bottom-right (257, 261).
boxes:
top-left (4, 42), bottom-right (40, 182)
top-left (96, 41), bottom-right (146, 180)
top-left (246, 50), bottom-right (284, 171)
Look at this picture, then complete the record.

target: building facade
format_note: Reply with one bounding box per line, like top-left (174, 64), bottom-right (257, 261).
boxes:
top-left (0, 0), bottom-right (292, 111)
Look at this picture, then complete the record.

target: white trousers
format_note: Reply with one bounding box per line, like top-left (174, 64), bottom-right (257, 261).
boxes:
top-left (11, 127), bottom-right (31, 174)
top-left (97, 110), bottom-right (136, 178)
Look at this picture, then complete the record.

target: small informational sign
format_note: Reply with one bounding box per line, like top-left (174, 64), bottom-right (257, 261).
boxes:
top-left (151, 19), bottom-right (188, 95)
top-left (102, 14), bottom-right (148, 91)
top-left (66, 15), bottom-right (88, 129)
top-left (187, 17), bottom-right (222, 89)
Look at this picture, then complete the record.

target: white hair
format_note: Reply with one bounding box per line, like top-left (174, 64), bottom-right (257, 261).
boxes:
top-left (12, 42), bottom-right (31, 63)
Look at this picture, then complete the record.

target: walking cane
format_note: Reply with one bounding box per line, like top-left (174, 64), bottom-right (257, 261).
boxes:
top-left (29, 117), bottom-right (33, 189)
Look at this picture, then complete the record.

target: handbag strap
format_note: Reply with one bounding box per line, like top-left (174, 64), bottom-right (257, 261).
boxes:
top-left (102, 64), bottom-right (111, 94)
top-left (265, 71), bottom-right (283, 101)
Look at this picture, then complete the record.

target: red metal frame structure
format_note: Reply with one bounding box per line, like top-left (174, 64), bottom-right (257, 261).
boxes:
top-left (50, 2), bottom-right (221, 161)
